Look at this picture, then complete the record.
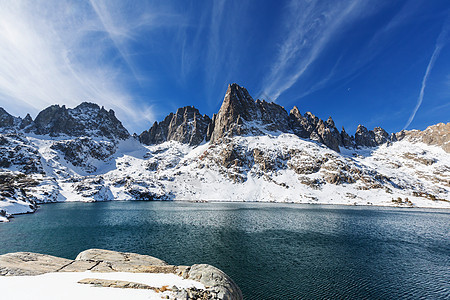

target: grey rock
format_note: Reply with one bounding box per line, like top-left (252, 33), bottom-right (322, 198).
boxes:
top-left (354, 125), bottom-right (390, 148)
top-left (187, 264), bottom-right (243, 300)
top-left (395, 122), bottom-right (450, 153)
top-left (209, 83), bottom-right (290, 143)
top-left (19, 114), bottom-right (33, 129)
top-left (0, 252), bottom-right (72, 276)
top-left (354, 125), bottom-right (377, 147)
top-left (289, 108), bottom-right (342, 152)
top-left (373, 127), bottom-right (389, 145)
top-left (0, 107), bottom-right (17, 128)
top-left (341, 127), bottom-right (354, 148)
top-left (50, 137), bottom-right (116, 173)
top-left (288, 106), bottom-right (309, 138)
top-left (26, 102), bottom-right (130, 140)
top-left (0, 133), bottom-right (44, 174)
top-left (139, 106), bottom-right (211, 146)
top-left (75, 248), bottom-right (168, 267)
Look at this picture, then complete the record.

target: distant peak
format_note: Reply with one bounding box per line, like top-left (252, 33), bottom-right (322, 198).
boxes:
top-left (75, 102), bottom-right (101, 110)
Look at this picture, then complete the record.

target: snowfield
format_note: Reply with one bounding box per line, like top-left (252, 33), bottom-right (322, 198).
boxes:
top-left (1, 131), bottom-right (449, 221)
top-left (0, 271), bottom-right (204, 300)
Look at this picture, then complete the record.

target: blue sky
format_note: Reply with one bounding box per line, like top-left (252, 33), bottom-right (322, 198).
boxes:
top-left (0, 0), bottom-right (448, 135)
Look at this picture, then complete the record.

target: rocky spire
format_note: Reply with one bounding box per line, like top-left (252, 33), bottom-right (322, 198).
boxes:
top-left (208, 83), bottom-right (290, 143)
top-left (373, 127), bottom-right (389, 145)
top-left (289, 110), bottom-right (343, 152)
top-left (208, 83), bottom-right (255, 142)
top-left (19, 114), bottom-right (33, 129)
top-left (354, 125), bottom-right (377, 147)
top-left (139, 106), bottom-right (211, 146)
top-left (341, 127), bottom-right (354, 148)
top-left (353, 125), bottom-right (390, 148)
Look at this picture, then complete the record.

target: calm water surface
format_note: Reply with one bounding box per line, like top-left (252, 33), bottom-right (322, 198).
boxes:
top-left (1, 201), bottom-right (449, 299)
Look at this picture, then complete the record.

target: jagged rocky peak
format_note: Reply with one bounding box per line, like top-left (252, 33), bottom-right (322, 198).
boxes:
top-left (26, 102), bottom-right (130, 140)
top-left (395, 122), bottom-right (450, 153)
top-left (139, 106), bottom-right (211, 146)
top-left (0, 107), bottom-right (16, 128)
top-left (0, 107), bottom-right (27, 132)
top-left (341, 127), bottom-right (354, 148)
top-left (137, 83), bottom-right (396, 153)
top-left (19, 114), bottom-right (33, 129)
top-left (354, 125), bottom-right (376, 147)
top-left (373, 127), bottom-right (389, 145)
top-left (288, 108), bottom-right (342, 152)
top-left (354, 124), bottom-right (390, 148)
top-left (208, 83), bottom-right (290, 143)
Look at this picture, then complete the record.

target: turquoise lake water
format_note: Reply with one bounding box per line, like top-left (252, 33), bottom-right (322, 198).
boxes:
top-left (1, 201), bottom-right (449, 299)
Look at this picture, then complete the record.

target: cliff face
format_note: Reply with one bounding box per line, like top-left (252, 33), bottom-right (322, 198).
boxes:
top-left (0, 108), bottom-right (17, 128)
top-left (288, 107), bottom-right (343, 152)
top-left (207, 83), bottom-right (290, 143)
top-left (139, 106), bottom-right (211, 146)
top-left (395, 123), bottom-right (450, 153)
top-left (25, 102), bottom-right (130, 140)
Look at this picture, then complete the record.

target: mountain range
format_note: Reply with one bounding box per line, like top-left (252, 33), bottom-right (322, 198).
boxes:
top-left (0, 83), bottom-right (449, 222)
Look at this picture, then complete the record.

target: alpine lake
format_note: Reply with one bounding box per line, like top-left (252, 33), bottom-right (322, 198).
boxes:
top-left (1, 201), bottom-right (449, 299)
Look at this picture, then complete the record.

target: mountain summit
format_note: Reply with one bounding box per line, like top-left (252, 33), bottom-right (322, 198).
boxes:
top-left (24, 102), bottom-right (130, 140)
top-left (139, 83), bottom-right (393, 153)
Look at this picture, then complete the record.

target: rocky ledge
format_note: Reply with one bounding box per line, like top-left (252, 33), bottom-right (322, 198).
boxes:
top-left (0, 249), bottom-right (243, 300)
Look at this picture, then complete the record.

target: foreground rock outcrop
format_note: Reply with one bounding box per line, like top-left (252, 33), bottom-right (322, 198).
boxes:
top-left (0, 249), bottom-right (243, 300)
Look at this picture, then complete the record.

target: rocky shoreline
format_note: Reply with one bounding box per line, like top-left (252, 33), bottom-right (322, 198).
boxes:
top-left (0, 249), bottom-right (243, 300)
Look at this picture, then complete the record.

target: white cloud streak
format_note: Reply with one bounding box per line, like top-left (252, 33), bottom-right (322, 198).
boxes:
top-left (403, 20), bottom-right (449, 130)
top-left (262, 0), bottom-right (372, 101)
top-left (0, 0), bottom-right (155, 132)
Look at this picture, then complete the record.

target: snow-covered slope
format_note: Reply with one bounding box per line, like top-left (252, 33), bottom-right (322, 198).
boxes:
top-left (1, 130), bottom-right (449, 222)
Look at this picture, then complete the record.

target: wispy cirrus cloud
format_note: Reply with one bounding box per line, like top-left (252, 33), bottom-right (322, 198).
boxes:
top-left (262, 0), bottom-right (373, 101)
top-left (0, 0), bottom-right (158, 132)
top-left (403, 18), bottom-right (449, 129)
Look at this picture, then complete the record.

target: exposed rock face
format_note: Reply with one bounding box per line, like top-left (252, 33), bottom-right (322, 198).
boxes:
top-left (373, 127), bottom-right (389, 145)
top-left (50, 137), bottom-right (116, 173)
top-left (354, 125), bottom-right (377, 147)
top-left (0, 252), bottom-right (72, 276)
top-left (289, 107), bottom-right (342, 152)
top-left (0, 133), bottom-right (43, 174)
top-left (26, 102), bottom-right (130, 140)
top-left (208, 83), bottom-right (290, 143)
top-left (341, 127), bottom-right (354, 148)
top-left (19, 113), bottom-right (33, 129)
top-left (0, 249), bottom-right (243, 300)
top-left (75, 249), bottom-right (168, 267)
top-left (395, 122), bottom-right (450, 153)
top-left (140, 106), bottom-right (211, 146)
top-left (0, 107), bottom-right (16, 128)
top-left (187, 264), bottom-right (243, 300)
